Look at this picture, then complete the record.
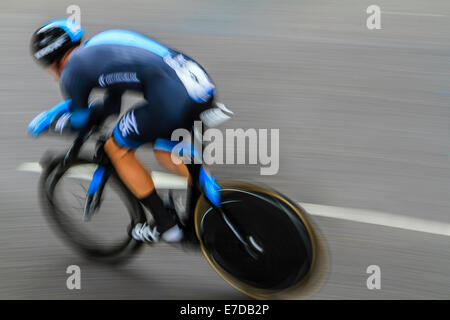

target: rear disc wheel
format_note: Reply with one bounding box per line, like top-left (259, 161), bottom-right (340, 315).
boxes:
top-left (194, 181), bottom-right (320, 299)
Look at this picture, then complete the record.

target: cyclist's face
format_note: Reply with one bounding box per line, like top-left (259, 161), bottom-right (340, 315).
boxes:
top-left (46, 63), bottom-right (60, 82)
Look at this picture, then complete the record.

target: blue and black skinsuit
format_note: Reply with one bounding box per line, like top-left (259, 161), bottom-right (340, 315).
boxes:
top-left (59, 29), bottom-right (215, 149)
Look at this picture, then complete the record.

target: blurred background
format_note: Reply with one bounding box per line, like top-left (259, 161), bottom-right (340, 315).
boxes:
top-left (0, 0), bottom-right (449, 299)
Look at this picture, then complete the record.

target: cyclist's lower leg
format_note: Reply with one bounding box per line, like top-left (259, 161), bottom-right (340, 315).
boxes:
top-left (104, 137), bottom-right (183, 243)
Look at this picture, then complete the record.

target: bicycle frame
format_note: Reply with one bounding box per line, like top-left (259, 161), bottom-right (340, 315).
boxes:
top-left (56, 126), bottom-right (261, 257)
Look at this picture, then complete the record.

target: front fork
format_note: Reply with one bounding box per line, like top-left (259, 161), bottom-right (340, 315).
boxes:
top-left (83, 138), bottom-right (110, 221)
top-left (84, 165), bottom-right (109, 221)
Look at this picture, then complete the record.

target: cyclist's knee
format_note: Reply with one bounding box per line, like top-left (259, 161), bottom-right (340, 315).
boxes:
top-left (154, 149), bottom-right (182, 167)
top-left (153, 149), bottom-right (191, 182)
top-left (104, 136), bottom-right (133, 162)
top-left (105, 136), bottom-right (155, 198)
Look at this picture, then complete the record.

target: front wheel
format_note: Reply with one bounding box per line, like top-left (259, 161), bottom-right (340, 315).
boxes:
top-left (39, 155), bottom-right (147, 264)
top-left (194, 181), bottom-right (328, 299)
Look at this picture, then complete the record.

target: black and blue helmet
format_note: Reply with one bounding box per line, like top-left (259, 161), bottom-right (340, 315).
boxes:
top-left (31, 19), bottom-right (84, 67)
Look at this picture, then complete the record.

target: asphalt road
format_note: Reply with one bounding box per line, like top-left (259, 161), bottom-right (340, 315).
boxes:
top-left (0, 0), bottom-right (448, 299)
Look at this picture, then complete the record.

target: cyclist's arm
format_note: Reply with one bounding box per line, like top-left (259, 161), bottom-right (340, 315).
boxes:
top-left (58, 63), bottom-right (94, 127)
top-left (61, 60), bottom-right (125, 123)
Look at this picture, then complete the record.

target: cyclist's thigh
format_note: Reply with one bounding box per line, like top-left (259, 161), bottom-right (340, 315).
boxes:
top-left (113, 75), bottom-right (214, 149)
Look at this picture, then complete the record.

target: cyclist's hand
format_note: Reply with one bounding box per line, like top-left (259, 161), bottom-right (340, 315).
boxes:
top-left (28, 111), bottom-right (73, 137)
top-left (50, 109), bottom-right (92, 135)
top-left (28, 110), bottom-right (51, 137)
top-left (49, 112), bottom-right (74, 135)
top-left (27, 100), bottom-right (72, 138)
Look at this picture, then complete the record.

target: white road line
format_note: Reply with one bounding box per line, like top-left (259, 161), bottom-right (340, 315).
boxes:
top-left (382, 11), bottom-right (445, 17)
top-left (16, 162), bottom-right (187, 190)
top-left (17, 162), bottom-right (450, 237)
top-left (300, 203), bottom-right (449, 237)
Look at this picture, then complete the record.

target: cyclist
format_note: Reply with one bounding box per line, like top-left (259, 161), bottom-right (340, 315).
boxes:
top-left (28, 19), bottom-right (228, 244)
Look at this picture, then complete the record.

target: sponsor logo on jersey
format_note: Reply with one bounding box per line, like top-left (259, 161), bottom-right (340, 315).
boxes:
top-left (119, 110), bottom-right (140, 137)
top-left (98, 72), bottom-right (140, 87)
